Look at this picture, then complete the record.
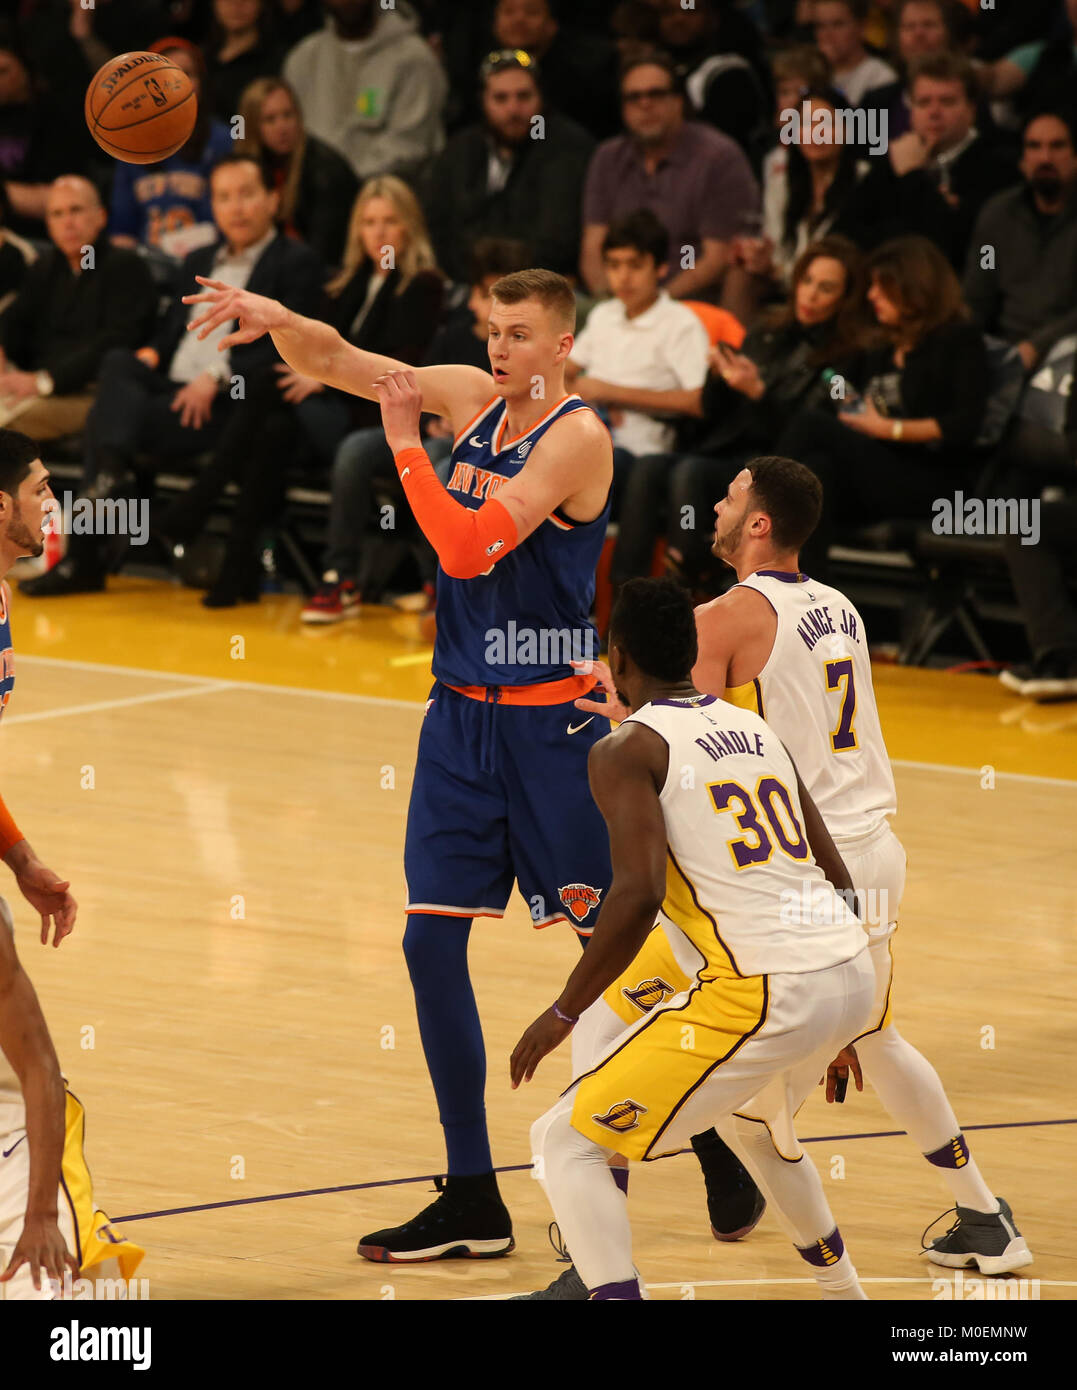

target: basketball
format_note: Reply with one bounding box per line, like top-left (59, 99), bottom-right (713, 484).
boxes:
top-left (84, 51), bottom-right (197, 165)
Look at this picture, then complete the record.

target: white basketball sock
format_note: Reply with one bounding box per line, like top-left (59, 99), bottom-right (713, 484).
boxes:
top-left (531, 1096), bottom-right (636, 1292)
top-left (720, 1114), bottom-right (866, 1300)
top-left (856, 1024), bottom-right (998, 1213)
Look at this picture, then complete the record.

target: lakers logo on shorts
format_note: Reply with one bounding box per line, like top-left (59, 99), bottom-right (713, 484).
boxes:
top-left (622, 976), bottom-right (676, 1013)
top-left (559, 883), bottom-right (602, 922)
top-left (592, 1099), bottom-right (648, 1134)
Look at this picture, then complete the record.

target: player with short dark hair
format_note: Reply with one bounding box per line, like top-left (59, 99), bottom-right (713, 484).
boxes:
top-left (513, 576), bottom-right (876, 1300)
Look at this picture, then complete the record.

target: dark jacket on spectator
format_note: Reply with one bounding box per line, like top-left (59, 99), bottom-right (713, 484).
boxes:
top-left (690, 319), bottom-right (853, 456)
top-left (423, 112), bottom-right (594, 282)
top-left (845, 136), bottom-right (1017, 269)
top-left (964, 183), bottom-right (1077, 356)
top-left (152, 231), bottom-right (323, 379)
top-left (207, 37), bottom-right (285, 123)
top-left (0, 239), bottom-right (156, 393)
top-left (328, 261), bottom-right (445, 426)
top-left (270, 136), bottom-right (360, 273)
top-left (849, 318), bottom-right (988, 458)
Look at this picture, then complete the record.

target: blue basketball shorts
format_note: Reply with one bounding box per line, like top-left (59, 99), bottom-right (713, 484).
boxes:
top-left (404, 682), bottom-right (613, 935)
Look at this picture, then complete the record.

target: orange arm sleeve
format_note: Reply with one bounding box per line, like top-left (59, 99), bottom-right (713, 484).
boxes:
top-left (394, 446), bottom-right (518, 580)
top-left (0, 793), bottom-right (24, 858)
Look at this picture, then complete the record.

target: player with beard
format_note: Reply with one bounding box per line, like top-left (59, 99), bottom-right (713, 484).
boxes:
top-left (519, 455), bottom-right (1030, 1298)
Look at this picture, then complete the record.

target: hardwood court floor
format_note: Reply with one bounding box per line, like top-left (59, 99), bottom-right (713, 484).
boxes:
top-left (2, 576), bottom-right (1074, 1300)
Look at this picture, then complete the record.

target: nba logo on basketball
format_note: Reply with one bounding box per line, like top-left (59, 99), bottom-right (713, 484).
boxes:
top-left (558, 883), bottom-right (602, 922)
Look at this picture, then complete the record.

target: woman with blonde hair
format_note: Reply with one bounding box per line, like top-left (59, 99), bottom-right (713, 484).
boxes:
top-left (296, 177), bottom-right (447, 621)
top-left (237, 75), bottom-right (358, 270)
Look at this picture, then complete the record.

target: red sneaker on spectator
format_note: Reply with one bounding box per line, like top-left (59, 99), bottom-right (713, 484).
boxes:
top-left (301, 573), bottom-right (361, 624)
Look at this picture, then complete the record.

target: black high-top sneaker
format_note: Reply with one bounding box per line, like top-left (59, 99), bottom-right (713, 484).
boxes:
top-left (509, 1223), bottom-right (589, 1300)
top-left (357, 1173), bottom-right (514, 1263)
top-left (690, 1128), bottom-right (766, 1241)
top-left (921, 1198), bottom-right (1032, 1276)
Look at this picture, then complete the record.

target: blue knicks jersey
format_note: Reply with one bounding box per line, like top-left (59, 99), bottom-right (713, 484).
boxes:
top-left (433, 394), bottom-right (610, 689)
top-left (0, 585), bottom-right (13, 719)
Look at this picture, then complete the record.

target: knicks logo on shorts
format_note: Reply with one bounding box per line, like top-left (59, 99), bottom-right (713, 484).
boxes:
top-left (622, 976), bottom-right (676, 1013)
top-left (592, 1099), bottom-right (648, 1134)
top-left (559, 883), bottom-right (602, 922)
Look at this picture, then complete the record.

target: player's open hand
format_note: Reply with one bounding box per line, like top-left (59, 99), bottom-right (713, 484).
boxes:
top-left (373, 369), bottom-right (424, 453)
top-left (14, 858), bottom-right (77, 947)
top-left (0, 1214), bottom-right (79, 1292)
top-left (510, 1009), bottom-right (574, 1088)
top-left (183, 277), bottom-right (287, 351)
top-left (572, 658), bottom-right (629, 723)
top-left (822, 1044), bottom-right (862, 1104)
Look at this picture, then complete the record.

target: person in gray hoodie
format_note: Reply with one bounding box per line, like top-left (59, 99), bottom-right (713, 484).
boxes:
top-left (283, 0), bottom-right (448, 183)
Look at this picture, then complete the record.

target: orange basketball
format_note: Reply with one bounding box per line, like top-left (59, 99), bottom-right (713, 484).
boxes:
top-left (85, 51), bottom-right (197, 165)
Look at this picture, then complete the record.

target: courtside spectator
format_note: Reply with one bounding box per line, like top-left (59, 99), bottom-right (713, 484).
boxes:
top-left (655, 236), bottom-right (869, 593)
top-left (964, 109), bottom-right (1077, 371)
top-left (777, 235), bottom-right (988, 579)
top-left (860, 0), bottom-right (958, 140)
top-left (653, 0), bottom-right (770, 156)
top-left (109, 37), bottom-right (233, 257)
top-left (0, 176), bottom-right (155, 441)
top-left (283, 0), bottom-right (448, 182)
top-left (491, 0), bottom-right (620, 139)
top-left (1000, 494), bottom-right (1077, 701)
top-left (566, 209), bottom-right (709, 586)
top-left (977, 0), bottom-right (1077, 126)
top-left (205, 0), bottom-right (285, 123)
top-left (238, 76), bottom-right (359, 271)
top-left (749, 86), bottom-right (870, 286)
top-left (293, 175), bottom-right (445, 623)
top-left (422, 49), bottom-right (593, 284)
top-left (0, 42), bottom-right (78, 239)
top-left (813, 0), bottom-right (897, 105)
top-left (846, 53), bottom-right (1016, 268)
top-left (0, 182), bottom-right (35, 312)
top-left (580, 51), bottom-right (759, 304)
top-left (21, 153), bottom-right (321, 599)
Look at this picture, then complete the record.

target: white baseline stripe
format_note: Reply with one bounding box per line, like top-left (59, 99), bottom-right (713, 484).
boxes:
top-left (17, 654), bottom-right (426, 712)
top-left (15, 656), bottom-right (1077, 782)
top-left (2, 683), bottom-right (228, 725)
top-left (463, 1276), bottom-right (1077, 1300)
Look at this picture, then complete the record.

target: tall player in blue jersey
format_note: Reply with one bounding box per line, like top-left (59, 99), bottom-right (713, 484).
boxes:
top-left (185, 269), bottom-right (616, 1260)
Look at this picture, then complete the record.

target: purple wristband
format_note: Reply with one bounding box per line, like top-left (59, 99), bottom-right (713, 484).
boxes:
top-left (551, 1001), bottom-right (578, 1025)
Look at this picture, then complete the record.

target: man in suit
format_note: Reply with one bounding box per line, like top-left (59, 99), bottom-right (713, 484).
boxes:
top-left (21, 153), bottom-right (322, 597)
top-left (0, 176), bottom-right (156, 438)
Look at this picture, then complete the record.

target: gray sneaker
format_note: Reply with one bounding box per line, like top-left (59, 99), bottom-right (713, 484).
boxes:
top-left (509, 1265), bottom-right (589, 1300)
top-left (921, 1197), bottom-right (1032, 1276)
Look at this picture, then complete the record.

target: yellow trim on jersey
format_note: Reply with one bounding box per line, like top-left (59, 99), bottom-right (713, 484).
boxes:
top-left (604, 926), bottom-right (692, 1026)
top-left (724, 679), bottom-right (764, 716)
top-left (60, 1091), bottom-right (144, 1281)
top-left (663, 849), bottom-right (742, 978)
top-left (571, 973), bottom-right (769, 1161)
top-left (730, 1110), bottom-right (804, 1164)
top-left (851, 936), bottom-right (895, 1041)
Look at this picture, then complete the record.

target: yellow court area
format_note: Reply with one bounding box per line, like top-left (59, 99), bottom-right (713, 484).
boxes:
top-left (3, 575), bottom-right (1075, 1301)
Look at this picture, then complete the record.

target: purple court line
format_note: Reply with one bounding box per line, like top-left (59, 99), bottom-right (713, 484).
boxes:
top-left (112, 1117), bottom-right (1077, 1224)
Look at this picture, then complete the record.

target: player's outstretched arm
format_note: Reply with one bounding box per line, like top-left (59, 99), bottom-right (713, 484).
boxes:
top-left (377, 370), bottom-right (612, 581)
top-left (510, 726), bottom-right (667, 1087)
top-left (0, 918), bottom-right (78, 1291)
top-left (183, 278), bottom-right (495, 424)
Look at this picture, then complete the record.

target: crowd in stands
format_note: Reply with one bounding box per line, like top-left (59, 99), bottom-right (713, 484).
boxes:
top-left (0, 0), bottom-right (1075, 695)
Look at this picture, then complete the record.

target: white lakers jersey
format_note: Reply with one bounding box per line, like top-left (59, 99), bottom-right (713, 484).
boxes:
top-left (625, 695), bottom-right (866, 978)
top-left (726, 571), bottom-right (897, 841)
